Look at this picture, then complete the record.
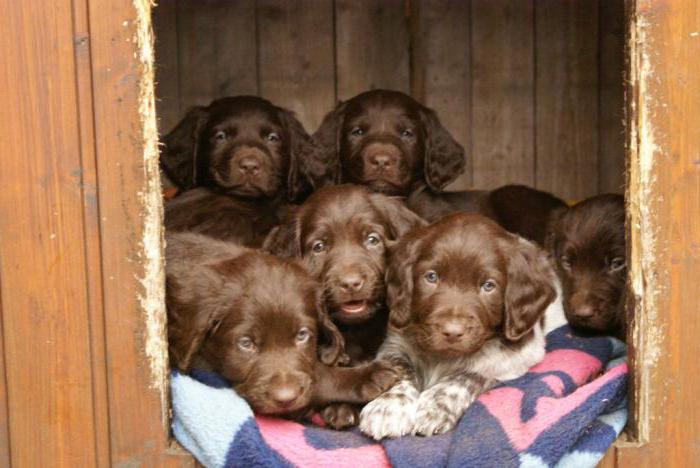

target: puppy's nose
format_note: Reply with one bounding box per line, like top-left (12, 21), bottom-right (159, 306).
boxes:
top-left (441, 320), bottom-right (466, 342)
top-left (339, 273), bottom-right (364, 292)
top-left (573, 305), bottom-right (595, 318)
top-left (238, 156), bottom-right (261, 175)
top-left (370, 153), bottom-right (394, 169)
top-left (269, 384), bottom-right (302, 408)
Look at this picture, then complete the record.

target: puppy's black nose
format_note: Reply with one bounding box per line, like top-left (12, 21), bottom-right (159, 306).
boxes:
top-left (238, 156), bottom-right (261, 175)
top-left (370, 153), bottom-right (393, 169)
top-left (269, 384), bottom-right (302, 408)
top-left (339, 273), bottom-right (364, 292)
top-left (441, 320), bottom-right (466, 342)
top-left (574, 305), bottom-right (595, 318)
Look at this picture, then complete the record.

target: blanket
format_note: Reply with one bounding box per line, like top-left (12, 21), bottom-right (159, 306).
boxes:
top-left (171, 325), bottom-right (628, 468)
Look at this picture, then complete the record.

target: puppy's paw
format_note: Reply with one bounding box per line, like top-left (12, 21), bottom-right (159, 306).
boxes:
top-left (412, 390), bottom-right (463, 436)
top-left (320, 403), bottom-right (359, 430)
top-left (359, 380), bottom-right (419, 440)
top-left (358, 360), bottom-right (400, 401)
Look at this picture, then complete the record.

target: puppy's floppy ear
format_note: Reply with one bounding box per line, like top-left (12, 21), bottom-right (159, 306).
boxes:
top-left (262, 210), bottom-right (302, 258)
top-left (276, 107), bottom-right (315, 201)
top-left (544, 205), bottom-right (568, 255)
top-left (503, 237), bottom-right (557, 341)
top-left (368, 193), bottom-right (427, 241)
top-left (160, 106), bottom-right (209, 190)
top-left (385, 232), bottom-right (422, 328)
top-left (419, 106), bottom-right (466, 192)
top-left (312, 288), bottom-right (346, 365)
top-left (301, 101), bottom-right (347, 189)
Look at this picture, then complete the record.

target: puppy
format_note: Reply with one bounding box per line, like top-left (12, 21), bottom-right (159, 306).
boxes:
top-left (359, 213), bottom-right (566, 439)
top-left (161, 96), bottom-right (324, 246)
top-left (305, 89), bottom-right (466, 196)
top-left (546, 194), bottom-right (626, 338)
top-left (166, 232), bottom-right (398, 416)
top-left (407, 184), bottom-right (568, 246)
top-left (264, 184), bottom-right (426, 363)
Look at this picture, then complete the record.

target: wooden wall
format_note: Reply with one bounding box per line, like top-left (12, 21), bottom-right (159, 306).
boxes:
top-left (152, 0), bottom-right (626, 200)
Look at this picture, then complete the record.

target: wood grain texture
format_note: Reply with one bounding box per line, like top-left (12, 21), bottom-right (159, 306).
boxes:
top-left (411, 0), bottom-right (472, 191)
top-left (598, 0), bottom-right (626, 194)
top-left (620, 0), bottom-right (700, 464)
top-left (535, 0), bottom-right (599, 200)
top-left (335, 0), bottom-right (410, 100)
top-left (472, 0), bottom-right (535, 189)
top-left (257, 0), bottom-right (335, 132)
top-left (152, 0), bottom-right (182, 134)
top-left (0, 286), bottom-right (10, 466)
top-left (0, 0), bottom-right (99, 465)
top-left (176, 0), bottom-right (258, 116)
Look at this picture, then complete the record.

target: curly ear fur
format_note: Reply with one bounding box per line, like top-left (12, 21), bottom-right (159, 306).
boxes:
top-left (544, 205), bottom-right (568, 256)
top-left (303, 102), bottom-right (347, 188)
top-left (160, 106), bottom-right (209, 190)
top-left (276, 108), bottom-right (316, 201)
top-left (313, 289), bottom-right (347, 365)
top-left (503, 237), bottom-right (557, 341)
top-left (419, 106), bottom-right (466, 191)
top-left (385, 232), bottom-right (423, 328)
top-left (368, 193), bottom-right (427, 241)
top-left (262, 212), bottom-right (302, 258)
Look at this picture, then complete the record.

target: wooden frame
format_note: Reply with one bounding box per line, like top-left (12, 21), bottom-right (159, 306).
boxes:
top-left (0, 0), bottom-right (697, 465)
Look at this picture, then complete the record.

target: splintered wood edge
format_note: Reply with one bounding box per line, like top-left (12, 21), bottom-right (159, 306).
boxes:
top-left (133, 0), bottom-right (170, 426)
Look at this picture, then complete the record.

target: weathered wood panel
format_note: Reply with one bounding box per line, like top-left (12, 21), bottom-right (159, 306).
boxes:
top-left (472, 0), bottom-right (535, 189)
top-left (152, 0), bottom-right (182, 133)
top-left (258, 0), bottom-right (335, 132)
top-left (335, 0), bottom-right (410, 100)
top-left (0, 0), bottom-right (99, 465)
top-left (619, 0), bottom-right (700, 464)
top-left (411, 0), bottom-right (472, 190)
top-left (0, 287), bottom-right (10, 466)
top-left (535, 0), bottom-right (599, 200)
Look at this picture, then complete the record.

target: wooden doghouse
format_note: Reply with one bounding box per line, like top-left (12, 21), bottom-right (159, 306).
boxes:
top-left (0, 0), bottom-right (697, 466)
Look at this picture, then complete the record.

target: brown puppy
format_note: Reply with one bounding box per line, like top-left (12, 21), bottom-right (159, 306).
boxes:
top-left (166, 232), bottom-right (397, 416)
top-left (407, 184), bottom-right (567, 246)
top-left (359, 213), bottom-right (565, 439)
top-left (305, 89), bottom-right (466, 196)
top-left (264, 184), bottom-right (426, 363)
top-left (161, 96), bottom-right (324, 245)
top-left (546, 194), bottom-right (626, 339)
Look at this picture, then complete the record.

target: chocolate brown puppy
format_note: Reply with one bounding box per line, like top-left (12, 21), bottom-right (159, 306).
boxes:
top-left (305, 89), bottom-right (466, 196)
top-left (546, 194), bottom-right (626, 339)
top-left (166, 232), bottom-right (398, 417)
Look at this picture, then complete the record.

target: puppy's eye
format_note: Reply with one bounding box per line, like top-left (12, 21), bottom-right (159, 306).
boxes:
top-left (350, 127), bottom-right (364, 137)
top-left (214, 130), bottom-right (227, 142)
top-left (366, 232), bottom-right (382, 246)
top-left (401, 128), bottom-right (415, 139)
top-left (265, 132), bottom-right (280, 143)
top-left (237, 336), bottom-right (256, 352)
top-left (560, 256), bottom-right (572, 270)
top-left (481, 280), bottom-right (497, 293)
top-left (296, 327), bottom-right (311, 344)
top-left (609, 257), bottom-right (626, 272)
top-left (424, 270), bottom-right (439, 284)
top-left (311, 240), bottom-right (326, 253)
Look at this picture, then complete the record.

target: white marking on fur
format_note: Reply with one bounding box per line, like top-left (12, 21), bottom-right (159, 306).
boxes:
top-left (359, 380), bottom-right (420, 440)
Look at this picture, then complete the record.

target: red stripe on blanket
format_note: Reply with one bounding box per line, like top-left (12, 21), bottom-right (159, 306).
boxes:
top-left (256, 416), bottom-right (390, 468)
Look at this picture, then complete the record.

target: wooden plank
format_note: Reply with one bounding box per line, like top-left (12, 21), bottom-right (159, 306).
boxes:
top-left (257, 0), bottom-right (335, 132)
top-left (598, 0), bottom-right (626, 194)
top-left (176, 0), bottom-right (258, 112)
top-left (336, 0), bottom-right (410, 100)
top-left (152, 0), bottom-right (181, 134)
top-left (0, 285), bottom-right (10, 466)
top-left (0, 0), bottom-right (99, 465)
top-left (410, 0), bottom-right (472, 191)
top-left (598, 447), bottom-right (617, 467)
top-left (471, 0), bottom-right (535, 190)
top-left (619, 0), bottom-right (700, 464)
top-left (86, 0), bottom-right (191, 464)
top-left (535, 0), bottom-right (599, 200)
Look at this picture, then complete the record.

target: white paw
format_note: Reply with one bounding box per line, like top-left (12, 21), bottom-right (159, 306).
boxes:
top-left (412, 389), bottom-right (462, 436)
top-left (359, 381), bottom-right (419, 440)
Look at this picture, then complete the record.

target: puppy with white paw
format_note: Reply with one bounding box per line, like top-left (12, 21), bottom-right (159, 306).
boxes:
top-left (359, 213), bottom-right (566, 439)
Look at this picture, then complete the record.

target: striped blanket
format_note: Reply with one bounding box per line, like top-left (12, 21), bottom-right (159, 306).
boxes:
top-left (171, 325), bottom-right (627, 468)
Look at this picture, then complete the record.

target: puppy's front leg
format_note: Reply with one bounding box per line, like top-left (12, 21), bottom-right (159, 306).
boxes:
top-left (312, 360), bottom-right (399, 406)
top-left (412, 373), bottom-right (496, 436)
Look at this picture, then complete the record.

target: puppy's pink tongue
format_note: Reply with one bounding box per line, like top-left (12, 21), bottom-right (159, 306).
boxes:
top-left (340, 300), bottom-right (368, 314)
